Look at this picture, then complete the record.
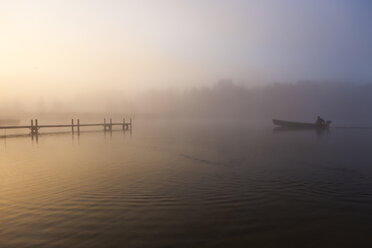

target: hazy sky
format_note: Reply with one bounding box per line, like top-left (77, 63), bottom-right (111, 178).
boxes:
top-left (1, 0), bottom-right (372, 101)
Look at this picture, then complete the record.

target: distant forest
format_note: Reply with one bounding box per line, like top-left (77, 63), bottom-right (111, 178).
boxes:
top-left (136, 81), bottom-right (372, 123)
top-left (2, 81), bottom-right (372, 124)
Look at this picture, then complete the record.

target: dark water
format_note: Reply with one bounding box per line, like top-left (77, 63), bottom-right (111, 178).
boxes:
top-left (0, 120), bottom-right (372, 247)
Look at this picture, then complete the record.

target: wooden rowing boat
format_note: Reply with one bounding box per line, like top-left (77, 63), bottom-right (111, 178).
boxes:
top-left (272, 119), bottom-right (331, 129)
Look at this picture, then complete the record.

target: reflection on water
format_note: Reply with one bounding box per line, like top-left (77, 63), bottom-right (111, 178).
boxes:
top-left (0, 120), bottom-right (372, 247)
top-left (273, 126), bottom-right (331, 135)
top-left (273, 127), bottom-right (331, 141)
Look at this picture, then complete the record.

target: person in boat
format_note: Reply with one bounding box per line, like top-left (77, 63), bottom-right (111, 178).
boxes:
top-left (316, 116), bottom-right (325, 126)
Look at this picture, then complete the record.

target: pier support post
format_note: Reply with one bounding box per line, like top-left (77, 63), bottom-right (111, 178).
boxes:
top-left (71, 119), bottom-right (74, 133)
top-left (30, 120), bottom-right (34, 135)
top-left (77, 119), bottom-right (80, 134)
top-left (110, 118), bottom-right (112, 131)
top-left (35, 119), bottom-right (39, 135)
top-left (130, 118), bottom-right (132, 130)
top-left (123, 118), bottom-right (125, 130)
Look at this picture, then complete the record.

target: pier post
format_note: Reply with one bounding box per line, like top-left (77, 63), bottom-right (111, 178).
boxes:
top-left (130, 118), bottom-right (132, 130)
top-left (35, 119), bottom-right (39, 135)
top-left (31, 120), bottom-right (34, 135)
top-left (123, 118), bottom-right (125, 130)
top-left (77, 119), bottom-right (80, 134)
top-left (71, 119), bottom-right (74, 133)
top-left (110, 118), bottom-right (112, 131)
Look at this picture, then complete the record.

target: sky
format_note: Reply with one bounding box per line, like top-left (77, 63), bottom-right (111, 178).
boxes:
top-left (1, 0), bottom-right (372, 104)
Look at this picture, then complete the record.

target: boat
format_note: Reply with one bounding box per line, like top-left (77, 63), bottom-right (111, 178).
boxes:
top-left (272, 119), bottom-right (331, 129)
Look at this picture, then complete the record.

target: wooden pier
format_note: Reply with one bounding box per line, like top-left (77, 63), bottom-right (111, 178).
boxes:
top-left (0, 118), bottom-right (132, 136)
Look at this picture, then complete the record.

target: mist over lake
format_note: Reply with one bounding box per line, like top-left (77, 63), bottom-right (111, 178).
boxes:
top-left (3, 81), bottom-right (372, 126)
top-left (2, 0), bottom-right (372, 247)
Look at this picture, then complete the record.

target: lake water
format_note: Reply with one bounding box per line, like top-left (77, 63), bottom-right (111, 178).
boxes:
top-left (0, 120), bottom-right (372, 247)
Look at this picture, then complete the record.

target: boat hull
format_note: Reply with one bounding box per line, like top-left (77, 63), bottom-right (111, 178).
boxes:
top-left (272, 119), bottom-right (330, 129)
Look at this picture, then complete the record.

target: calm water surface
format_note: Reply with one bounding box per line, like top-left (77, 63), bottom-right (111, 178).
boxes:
top-left (0, 120), bottom-right (372, 247)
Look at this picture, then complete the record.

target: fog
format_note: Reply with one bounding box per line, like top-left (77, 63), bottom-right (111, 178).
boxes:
top-left (1, 0), bottom-right (372, 125)
top-left (1, 80), bottom-right (372, 126)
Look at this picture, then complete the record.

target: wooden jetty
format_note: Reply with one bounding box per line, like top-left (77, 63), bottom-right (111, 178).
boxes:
top-left (0, 118), bottom-right (132, 136)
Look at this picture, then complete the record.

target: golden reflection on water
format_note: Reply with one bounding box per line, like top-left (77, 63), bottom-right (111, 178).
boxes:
top-left (1, 121), bottom-right (372, 247)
